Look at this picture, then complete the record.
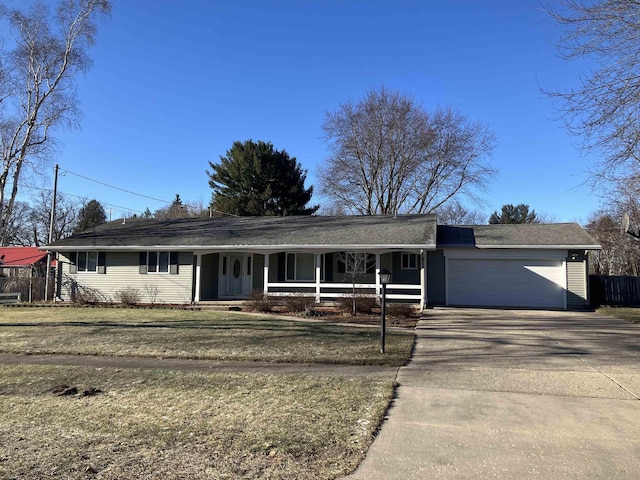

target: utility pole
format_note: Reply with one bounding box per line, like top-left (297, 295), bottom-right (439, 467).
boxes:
top-left (44, 164), bottom-right (59, 301)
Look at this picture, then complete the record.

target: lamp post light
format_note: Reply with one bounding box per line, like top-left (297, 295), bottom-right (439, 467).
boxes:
top-left (379, 268), bottom-right (392, 354)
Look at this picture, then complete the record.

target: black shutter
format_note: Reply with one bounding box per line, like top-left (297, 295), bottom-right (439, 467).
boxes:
top-left (169, 252), bottom-right (179, 274)
top-left (325, 252), bottom-right (334, 281)
top-left (337, 252), bottom-right (345, 274)
top-left (69, 252), bottom-right (77, 274)
top-left (277, 252), bottom-right (286, 282)
top-left (139, 252), bottom-right (148, 274)
top-left (97, 252), bottom-right (106, 274)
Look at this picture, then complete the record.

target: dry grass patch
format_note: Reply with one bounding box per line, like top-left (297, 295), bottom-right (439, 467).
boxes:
top-left (0, 364), bottom-right (394, 479)
top-left (597, 306), bottom-right (640, 323)
top-left (0, 307), bottom-right (413, 366)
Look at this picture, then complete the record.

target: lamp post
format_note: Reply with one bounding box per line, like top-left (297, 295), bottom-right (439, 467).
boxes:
top-left (379, 268), bottom-right (391, 354)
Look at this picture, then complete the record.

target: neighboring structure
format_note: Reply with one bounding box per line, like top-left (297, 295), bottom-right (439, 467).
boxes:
top-left (0, 246), bottom-right (54, 302)
top-left (44, 214), bottom-right (601, 310)
top-left (0, 246), bottom-right (50, 277)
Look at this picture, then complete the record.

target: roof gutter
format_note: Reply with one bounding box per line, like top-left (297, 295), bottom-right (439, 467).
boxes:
top-left (43, 243), bottom-right (438, 252)
top-left (474, 244), bottom-right (602, 250)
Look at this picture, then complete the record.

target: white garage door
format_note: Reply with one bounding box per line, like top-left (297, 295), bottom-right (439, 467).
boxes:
top-left (447, 258), bottom-right (565, 309)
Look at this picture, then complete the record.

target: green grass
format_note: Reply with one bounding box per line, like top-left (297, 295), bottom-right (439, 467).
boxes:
top-left (0, 307), bottom-right (414, 366)
top-left (0, 364), bottom-right (394, 479)
top-left (597, 306), bottom-right (640, 323)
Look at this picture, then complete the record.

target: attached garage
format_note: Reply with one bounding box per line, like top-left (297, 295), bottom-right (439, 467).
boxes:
top-left (436, 223), bottom-right (601, 310)
top-left (447, 257), bottom-right (565, 309)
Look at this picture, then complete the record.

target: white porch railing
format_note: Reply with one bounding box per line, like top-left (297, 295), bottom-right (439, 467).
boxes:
top-left (265, 282), bottom-right (422, 303)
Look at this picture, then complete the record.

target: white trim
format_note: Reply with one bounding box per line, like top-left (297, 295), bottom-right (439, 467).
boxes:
top-left (46, 243), bottom-right (439, 252)
top-left (315, 254), bottom-right (321, 303)
top-left (420, 250), bottom-right (426, 308)
top-left (562, 259), bottom-right (568, 310)
top-left (76, 251), bottom-right (98, 273)
top-left (263, 254), bottom-right (269, 295)
top-left (267, 282), bottom-right (419, 290)
top-left (146, 251), bottom-right (170, 274)
top-left (375, 254), bottom-right (381, 300)
top-left (474, 244), bottom-right (601, 250)
top-left (194, 254), bottom-right (202, 302)
top-left (401, 252), bottom-right (418, 269)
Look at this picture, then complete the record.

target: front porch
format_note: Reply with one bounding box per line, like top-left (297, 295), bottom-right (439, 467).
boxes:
top-left (192, 250), bottom-right (428, 305)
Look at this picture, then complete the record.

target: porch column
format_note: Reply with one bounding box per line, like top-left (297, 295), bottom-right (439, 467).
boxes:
top-left (421, 250), bottom-right (427, 309)
top-left (263, 254), bottom-right (270, 295)
top-left (315, 254), bottom-right (321, 303)
top-left (194, 254), bottom-right (202, 302)
top-left (375, 253), bottom-right (381, 301)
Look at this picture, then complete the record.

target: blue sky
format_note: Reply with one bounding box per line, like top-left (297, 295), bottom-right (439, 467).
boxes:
top-left (16, 0), bottom-right (603, 222)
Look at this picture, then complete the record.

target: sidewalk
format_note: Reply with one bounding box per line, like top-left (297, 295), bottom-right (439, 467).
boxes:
top-left (0, 352), bottom-right (398, 380)
top-left (345, 308), bottom-right (640, 479)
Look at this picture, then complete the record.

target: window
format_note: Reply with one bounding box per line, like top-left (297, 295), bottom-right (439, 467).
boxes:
top-left (286, 253), bottom-right (315, 281)
top-left (146, 252), bottom-right (169, 273)
top-left (139, 252), bottom-right (178, 275)
top-left (338, 252), bottom-right (375, 275)
top-left (70, 252), bottom-right (105, 274)
top-left (401, 253), bottom-right (418, 270)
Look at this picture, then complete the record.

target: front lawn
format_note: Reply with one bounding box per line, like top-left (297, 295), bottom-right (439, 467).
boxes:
top-left (0, 364), bottom-right (393, 479)
top-left (0, 307), bottom-right (414, 366)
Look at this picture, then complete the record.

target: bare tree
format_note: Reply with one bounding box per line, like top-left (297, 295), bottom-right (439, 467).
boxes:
top-left (0, 0), bottom-right (111, 245)
top-left (1, 190), bottom-right (80, 245)
top-left (319, 86), bottom-right (496, 215)
top-left (153, 194), bottom-right (210, 219)
top-left (336, 251), bottom-right (375, 315)
top-left (28, 191), bottom-right (80, 246)
top-left (0, 200), bottom-right (32, 245)
top-left (545, 1), bottom-right (640, 183)
top-left (436, 200), bottom-right (486, 225)
top-left (587, 210), bottom-right (640, 276)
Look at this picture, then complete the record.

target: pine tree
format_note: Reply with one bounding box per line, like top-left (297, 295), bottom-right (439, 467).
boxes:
top-left (489, 204), bottom-right (539, 224)
top-left (75, 199), bottom-right (107, 232)
top-left (208, 140), bottom-right (319, 216)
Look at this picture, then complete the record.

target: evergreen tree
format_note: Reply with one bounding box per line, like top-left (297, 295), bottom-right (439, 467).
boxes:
top-left (154, 194), bottom-right (190, 219)
top-left (489, 204), bottom-right (539, 224)
top-left (208, 140), bottom-right (319, 216)
top-left (75, 199), bottom-right (107, 232)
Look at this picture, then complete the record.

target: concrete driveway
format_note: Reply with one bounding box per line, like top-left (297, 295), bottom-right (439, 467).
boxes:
top-left (347, 308), bottom-right (640, 479)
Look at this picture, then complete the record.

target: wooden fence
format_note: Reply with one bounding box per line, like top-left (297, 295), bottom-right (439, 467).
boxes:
top-left (589, 275), bottom-right (640, 306)
top-left (0, 277), bottom-right (47, 302)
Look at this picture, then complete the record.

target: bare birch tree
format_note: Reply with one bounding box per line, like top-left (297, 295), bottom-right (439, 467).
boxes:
top-left (545, 1), bottom-right (640, 183)
top-left (319, 87), bottom-right (496, 215)
top-left (0, 0), bottom-right (111, 245)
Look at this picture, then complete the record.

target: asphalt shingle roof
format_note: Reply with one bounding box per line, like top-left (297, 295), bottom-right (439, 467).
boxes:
top-left (437, 223), bottom-right (600, 248)
top-left (46, 215), bottom-right (600, 251)
top-left (47, 214), bottom-right (438, 250)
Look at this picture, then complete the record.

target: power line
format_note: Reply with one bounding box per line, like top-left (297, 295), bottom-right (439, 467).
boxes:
top-left (17, 184), bottom-right (147, 215)
top-left (22, 166), bottom-right (238, 218)
top-left (59, 168), bottom-right (172, 204)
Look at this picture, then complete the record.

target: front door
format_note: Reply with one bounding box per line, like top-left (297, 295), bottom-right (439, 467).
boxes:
top-left (227, 254), bottom-right (245, 296)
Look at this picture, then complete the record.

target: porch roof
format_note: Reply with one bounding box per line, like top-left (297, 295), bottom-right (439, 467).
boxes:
top-left (46, 214), bottom-right (438, 251)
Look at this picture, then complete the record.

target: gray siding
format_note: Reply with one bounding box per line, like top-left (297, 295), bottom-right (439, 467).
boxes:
top-left (427, 250), bottom-right (446, 305)
top-left (566, 258), bottom-right (588, 309)
top-left (391, 252), bottom-right (420, 284)
top-left (59, 251), bottom-right (194, 304)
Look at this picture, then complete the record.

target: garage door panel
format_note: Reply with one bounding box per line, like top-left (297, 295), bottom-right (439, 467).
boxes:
top-left (447, 258), bottom-right (565, 309)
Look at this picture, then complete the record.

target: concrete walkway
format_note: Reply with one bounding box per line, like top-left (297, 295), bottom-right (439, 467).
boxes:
top-left (346, 308), bottom-right (640, 479)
